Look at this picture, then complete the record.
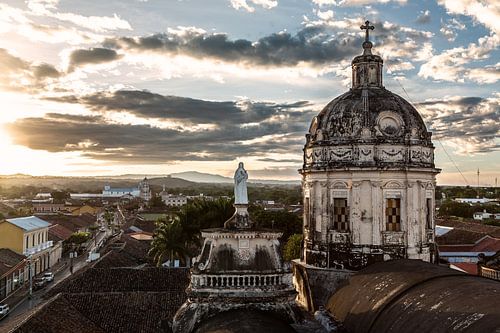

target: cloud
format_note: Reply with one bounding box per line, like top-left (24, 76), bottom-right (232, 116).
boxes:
top-left (416, 95), bottom-right (500, 154)
top-left (26, 0), bottom-right (132, 33)
top-left (418, 34), bottom-right (499, 83)
top-left (0, 3), bottom-right (111, 45)
top-left (312, 0), bottom-right (407, 6)
top-left (68, 48), bottom-right (123, 71)
top-left (46, 90), bottom-right (313, 126)
top-left (415, 10), bottom-right (431, 24)
top-left (6, 90), bottom-right (314, 163)
top-left (439, 18), bottom-right (465, 42)
top-left (437, 0), bottom-right (500, 34)
top-left (103, 26), bottom-right (363, 68)
top-left (0, 48), bottom-right (61, 92)
top-left (230, 0), bottom-right (278, 12)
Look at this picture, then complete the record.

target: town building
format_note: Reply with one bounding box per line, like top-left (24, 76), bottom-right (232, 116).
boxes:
top-left (473, 210), bottom-right (500, 220)
top-left (162, 194), bottom-right (187, 207)
top-left (159, 185), bottom-right (188, 206)
top-left (455, 197), bottom-right (497, 204)
top-left (300, 22), bottom-right (439, 270)
top-left (101, 177), bottom-right (152, 201)
top-left (0, 216), bottom-right (56, 275)
top-left (32, 202), bottom-right (66, 214)
top-left (69, 204), bottom-right (103, 216)
top-left (0, 249), bottom-right (27, 300)
top-left (102, 185), bottom-right (140, 198)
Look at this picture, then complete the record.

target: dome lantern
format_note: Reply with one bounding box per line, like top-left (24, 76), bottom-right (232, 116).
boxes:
top-left (352, 20), bottom-right (383, 89)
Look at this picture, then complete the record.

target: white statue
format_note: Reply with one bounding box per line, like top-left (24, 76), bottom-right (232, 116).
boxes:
top-left (234, 162), bottom-right (248, 205)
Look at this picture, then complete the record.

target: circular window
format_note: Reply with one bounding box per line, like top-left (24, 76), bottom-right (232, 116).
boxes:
top-left (376, 112), bottom-right (403, 137)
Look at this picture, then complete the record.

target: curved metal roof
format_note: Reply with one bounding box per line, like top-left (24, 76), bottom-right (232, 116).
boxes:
top-left (326, 259), bottom-right (500, 333)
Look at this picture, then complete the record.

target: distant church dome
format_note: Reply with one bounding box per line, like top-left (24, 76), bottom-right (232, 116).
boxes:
top-left (304, 22), bottom-right (434, 171)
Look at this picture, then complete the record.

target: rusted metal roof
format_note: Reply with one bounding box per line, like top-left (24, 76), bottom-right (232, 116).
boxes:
top-left (327, 259), bottom-right (500, 333)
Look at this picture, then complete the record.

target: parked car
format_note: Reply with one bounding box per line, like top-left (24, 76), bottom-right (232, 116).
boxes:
top-left (43, 272), bottom-right (54, 282)
top-left (99, 226), bottom-right (106, 232)
top-left (33, 278), bottom-right (46, 291)
top-left (0, 304), bottom-right (9, 319)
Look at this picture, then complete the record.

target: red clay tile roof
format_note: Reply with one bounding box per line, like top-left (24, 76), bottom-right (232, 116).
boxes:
top-left (436, 218), bottom-right (500, 237)
top-left (39, 213), bottom-right (97, 232)
top-left (471, 236), bottom-right (500, 252)
top-left (48, 224), bottom-right (74, 242)
top-left (0, 248), bottom-right (26, 276)
top-left (47, 267), bottom-right (189, 296)
top-left (5, 294), bottom-right (105, 333)
top-left (450, 262), bottom-right (478, 275)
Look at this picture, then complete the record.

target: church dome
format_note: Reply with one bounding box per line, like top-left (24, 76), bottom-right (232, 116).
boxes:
top-left (303, 21), bottom-right (434, 171)
top-left (309, 88), bottom-right (431, 145)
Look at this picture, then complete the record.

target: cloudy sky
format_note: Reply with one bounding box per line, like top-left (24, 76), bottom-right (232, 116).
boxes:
top-left (0, 0), bottom-right (498, 185)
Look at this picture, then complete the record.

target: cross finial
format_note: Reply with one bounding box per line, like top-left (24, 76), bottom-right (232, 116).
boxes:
top-left (360, 20), bottom-right (374, 42)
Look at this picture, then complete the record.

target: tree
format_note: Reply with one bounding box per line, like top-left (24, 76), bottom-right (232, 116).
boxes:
top-left (103, 209), bottom-right (114, 227)
top-left (149, 198), bottom-right (234, 267)
top-left (283, 234), bottom-right (303, 261)
top-left (149, 218), bottom-right (189, 267)
top-left (51, 190), bottom-right (70, 202)
top-left (149, 194), bottom-right (165, 209)
top-left (250, 206), bottom-right (302, 242)
top-left (67, 232), bottom-right (91, 245)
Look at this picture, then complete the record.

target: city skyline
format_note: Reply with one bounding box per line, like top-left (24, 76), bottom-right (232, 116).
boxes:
top-left (0, 0), bottom-right (498, 185)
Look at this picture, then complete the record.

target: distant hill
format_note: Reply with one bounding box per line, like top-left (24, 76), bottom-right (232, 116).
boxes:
top-left (169, 171), bottom-right (232, 183)
top-left (169, 171), bottom-right (299, 185)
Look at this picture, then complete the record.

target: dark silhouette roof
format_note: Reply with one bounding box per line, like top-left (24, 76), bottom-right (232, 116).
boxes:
top-left (194, 309), bottom-right (297, 333)
top-left (327, 259), bottom-right (500, 333)
top-left (0, 249), bottom-right (26, 276)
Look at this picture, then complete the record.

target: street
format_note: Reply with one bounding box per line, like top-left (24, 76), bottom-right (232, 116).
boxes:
top-left (0, 228), bottom-right (112, 328)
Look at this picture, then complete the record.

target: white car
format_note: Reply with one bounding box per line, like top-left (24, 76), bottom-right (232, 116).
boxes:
top-left (43, 272), bottom-right (54, 282)
top-left (99, 227), bottom-right (106, 232)
top-left (0, 304), bottom-right (9, 319)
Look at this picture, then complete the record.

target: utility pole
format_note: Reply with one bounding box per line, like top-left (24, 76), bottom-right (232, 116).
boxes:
top-left (28, 255), bottom-right (33, 299)
top-left (477, 168), bottom-right (480, 199)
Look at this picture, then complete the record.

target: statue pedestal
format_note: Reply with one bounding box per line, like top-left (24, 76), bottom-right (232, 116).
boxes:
top-left (224, 204), bottom-right (254, 229)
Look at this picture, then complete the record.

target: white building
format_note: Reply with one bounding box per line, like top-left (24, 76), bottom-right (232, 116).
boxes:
top-left (473, 211), bottom-right (499, 220)
top-left (101, 178), bottom-right (152, 201)
top-left (455, 198), bottom-right (497, 204)
top-left (161, 194), bottom-right (187, 207)
top-left (102, 185), bottom-right (140, 198)
top-left (300, 23), bottom-right (440, 270)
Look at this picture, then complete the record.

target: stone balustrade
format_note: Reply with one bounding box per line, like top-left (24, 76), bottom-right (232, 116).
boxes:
top-left (24, 240), bottom-right (53, 256)
top-left (479, 266), bottom-right (500, 281)
top-left (191, 273), bottom-right (291, 289)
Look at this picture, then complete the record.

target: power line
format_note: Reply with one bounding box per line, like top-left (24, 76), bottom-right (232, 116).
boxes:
top-left (386, 67), bottom-right (470, 186)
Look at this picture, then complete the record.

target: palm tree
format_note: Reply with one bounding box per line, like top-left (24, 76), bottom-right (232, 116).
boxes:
top-left (149, 218), bottom-right (188, 267)
top-left (149, 198), bottom-right (235, 267)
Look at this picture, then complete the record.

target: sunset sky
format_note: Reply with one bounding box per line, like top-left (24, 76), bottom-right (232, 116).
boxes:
top-left (0, 0), bottom-right (498, 185)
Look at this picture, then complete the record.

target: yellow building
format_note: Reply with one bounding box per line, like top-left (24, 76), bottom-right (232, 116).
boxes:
top-left (0, 216), bottom-right (54, 275)
top-left (70, 205), bottom-right (102, 216)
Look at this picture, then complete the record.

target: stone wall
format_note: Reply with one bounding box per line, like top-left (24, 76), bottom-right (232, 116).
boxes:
top-left (292, 260), bottom-right (353, 312)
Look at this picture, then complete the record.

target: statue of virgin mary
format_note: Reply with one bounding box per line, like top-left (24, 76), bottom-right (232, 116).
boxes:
top-left (234, 162), bottom-right (248, 205)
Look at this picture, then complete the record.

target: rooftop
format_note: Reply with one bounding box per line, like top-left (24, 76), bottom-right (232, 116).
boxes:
top-left (0, 248), bottom-right (26, 276)
top-left (4, 216), bottom-right (50, 232)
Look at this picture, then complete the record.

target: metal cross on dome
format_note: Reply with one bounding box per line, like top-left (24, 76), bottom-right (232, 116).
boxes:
top-left (360, 20), bottom-right (374, 42)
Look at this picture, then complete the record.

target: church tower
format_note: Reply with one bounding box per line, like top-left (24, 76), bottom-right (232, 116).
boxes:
top-left (301, 21), bottom-right (440, 270)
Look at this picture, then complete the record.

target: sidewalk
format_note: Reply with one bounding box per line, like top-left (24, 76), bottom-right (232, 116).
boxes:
top-left (1, 256), bottom-right (69, 311)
